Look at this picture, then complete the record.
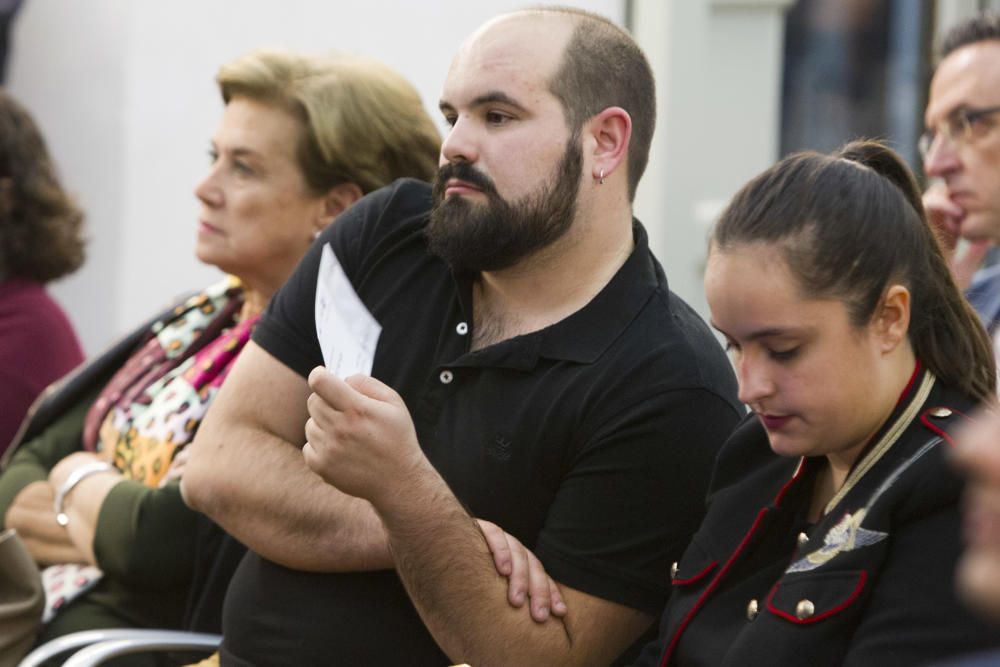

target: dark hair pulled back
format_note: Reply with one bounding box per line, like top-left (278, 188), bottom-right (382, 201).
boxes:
top-left (712, 139), bottom-right (995, 402)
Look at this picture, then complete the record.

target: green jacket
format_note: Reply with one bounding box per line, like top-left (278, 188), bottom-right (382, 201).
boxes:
top-left (0, 300), bottom-right (197, 639)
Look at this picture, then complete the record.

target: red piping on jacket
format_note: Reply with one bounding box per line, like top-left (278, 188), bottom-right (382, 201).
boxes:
top-left (764, 569), bottom-right (868, 624)
top-left (895, 361), bottom-right (922, 407)
top-left (774, 457), bottom-right (808, 505)
top-left (920, 406), bottom-right (971, 448)
top-left (659, 508), bottom-right (769, 666)
top-left (671, 560), bottom-right (718, 587)
top-left (659, 456), bottom-right (811, 665)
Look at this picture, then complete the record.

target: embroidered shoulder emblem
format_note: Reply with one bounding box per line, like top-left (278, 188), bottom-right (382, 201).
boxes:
top-left (786, 509), bottom-right (887, 573)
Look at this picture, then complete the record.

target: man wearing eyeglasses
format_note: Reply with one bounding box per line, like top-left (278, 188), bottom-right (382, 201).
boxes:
top-left (922, 12), bottom-right (1000, 335)
top-left (920, 16), bottom-right (1000, 667)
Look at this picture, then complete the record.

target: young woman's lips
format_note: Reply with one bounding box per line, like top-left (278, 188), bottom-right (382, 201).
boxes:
top-left (759, 414), bottom-right (792, 430)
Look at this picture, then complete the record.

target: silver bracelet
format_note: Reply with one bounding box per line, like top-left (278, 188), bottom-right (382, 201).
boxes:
top-left (53, 461), bottom-right (113, 526)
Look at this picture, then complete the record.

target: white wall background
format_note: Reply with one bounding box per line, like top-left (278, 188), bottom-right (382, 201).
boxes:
top-left (632, 0), bottom-right (791, 319)
top-left (7, 0), bottom-right (790, 355)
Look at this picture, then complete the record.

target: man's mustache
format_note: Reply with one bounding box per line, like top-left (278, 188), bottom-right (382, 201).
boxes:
top-left (433, 162), bottom-right (500, 201)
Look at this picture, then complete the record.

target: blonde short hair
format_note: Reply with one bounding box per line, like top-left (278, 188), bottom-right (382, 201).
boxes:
top-left (217, 49), bottom-right (440, 194)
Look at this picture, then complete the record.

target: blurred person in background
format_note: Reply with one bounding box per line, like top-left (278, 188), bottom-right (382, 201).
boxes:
top-left (0, 90), bottom-right (85, 454)
top-left (0, 48), bottom-right (440, 664)
top-left (922, 12), bottom-right (1000, 336)
top-left (940, 410), bottom-right (1000, 667)
top-left (925, 19), bottom-right (1000, 667)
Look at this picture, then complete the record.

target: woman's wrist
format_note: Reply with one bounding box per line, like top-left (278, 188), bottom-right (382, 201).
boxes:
top-left (53, 461), bottom-right (113, 526)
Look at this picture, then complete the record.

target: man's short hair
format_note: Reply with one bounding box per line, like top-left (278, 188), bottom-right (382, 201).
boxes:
top-left (940, 10), bottom-right (1000, 60)
top-left (537, 7), bottom-right (656, 202)
top-left (218, 49), bottom-right (440, 195)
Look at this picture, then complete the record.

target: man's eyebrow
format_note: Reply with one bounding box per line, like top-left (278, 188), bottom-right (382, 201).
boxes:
top-left (438, 91), bottom-right (529, 115)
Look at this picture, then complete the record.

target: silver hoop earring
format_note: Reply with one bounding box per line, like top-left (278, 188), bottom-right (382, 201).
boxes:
top-left (598, 169), bottom-right (605, 185)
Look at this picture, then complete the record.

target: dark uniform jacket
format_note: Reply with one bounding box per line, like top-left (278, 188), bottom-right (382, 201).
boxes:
top-left (634, 366), bottom-right (999, 667)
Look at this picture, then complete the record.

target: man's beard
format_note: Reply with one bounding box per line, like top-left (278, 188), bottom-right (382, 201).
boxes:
top-left (426, 136), bottom-right (582, 273)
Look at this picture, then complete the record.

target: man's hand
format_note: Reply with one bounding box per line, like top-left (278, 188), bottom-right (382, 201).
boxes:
top-left (302, 368), bottom-right (430, 509)
top-left (924, 181), bottom-right (964, 257)
top-left (478, 519), bottom-right (567, 622)
top-left (924, 181), bottom-right (992, 290)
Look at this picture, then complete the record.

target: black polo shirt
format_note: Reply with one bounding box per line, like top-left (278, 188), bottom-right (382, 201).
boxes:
top-left (221, 178), bottom-right (742, 666)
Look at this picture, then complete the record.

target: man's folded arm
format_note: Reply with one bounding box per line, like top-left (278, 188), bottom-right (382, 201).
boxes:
top-left (380, 466), bottom-right (654, 667)
top-left (181, 340), bottom-right (392, 572)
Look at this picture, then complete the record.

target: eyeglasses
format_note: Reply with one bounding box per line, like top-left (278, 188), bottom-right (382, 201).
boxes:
top-left (919, 105), bottom-right (1000, 158)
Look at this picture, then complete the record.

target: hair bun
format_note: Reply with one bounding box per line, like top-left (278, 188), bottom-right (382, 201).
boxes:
top-left (836, 140), bottom-right (924, 216)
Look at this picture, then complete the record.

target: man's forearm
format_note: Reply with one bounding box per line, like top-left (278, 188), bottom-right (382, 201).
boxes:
top-left (378, 465), bottom-right (642, 667)
top-left (183, 427), bottom-right (392, 572)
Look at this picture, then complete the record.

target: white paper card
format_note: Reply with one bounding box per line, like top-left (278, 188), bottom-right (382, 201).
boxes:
top-left (315, 244), bottom-right (382, 378)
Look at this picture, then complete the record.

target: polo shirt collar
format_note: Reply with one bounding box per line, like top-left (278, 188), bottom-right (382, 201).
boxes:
top-left (453, 220), bottom-right (660, 369)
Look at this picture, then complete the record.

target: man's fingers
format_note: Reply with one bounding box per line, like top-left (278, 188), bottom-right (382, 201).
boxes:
top-left (923, 184), bottom-right (965, 255)
top-left (475, 519), bottom-right (564, 620)
top-left (477, 520), bottom-right (513, 576)
top-left (302, 440), bottom-right (322, 474)
top-left (346, 373), bottom-right (403, 406)
top-left (308, 366), bottom-right (358, 411)
top-left (506, 534), bottom-right (529, 607)
top-left (526, 550), bottom-right (552, 622)
top-left (549, 578), bottom-right (567, 617)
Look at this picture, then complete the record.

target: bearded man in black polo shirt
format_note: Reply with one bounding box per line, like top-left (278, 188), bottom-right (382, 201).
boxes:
top-left (184, 7), bottom-right (741, 666)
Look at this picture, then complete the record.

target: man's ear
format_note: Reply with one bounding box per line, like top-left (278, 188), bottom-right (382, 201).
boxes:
top-left (315, 182), bottom-right (364, 235)
top-left (587, 106), bottom-right (631, 184)
top-left (874, 284), bottom-right (911, 353)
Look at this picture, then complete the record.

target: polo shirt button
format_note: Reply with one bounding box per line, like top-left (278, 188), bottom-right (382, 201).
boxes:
top-left (928, 407), bottom-right (952, 418)
top-left (456, 322), bottom-right (469, 335)
top-left (795, 599), bottom-right (815, 620)
top-left (670, 562), bottom-right (678, 579)
top-left (797, 531), bottom-right (809, 546)
top-left (439, 370), bottom-right (454, 384)
top-left (746, 599), bottom-right (759, 621)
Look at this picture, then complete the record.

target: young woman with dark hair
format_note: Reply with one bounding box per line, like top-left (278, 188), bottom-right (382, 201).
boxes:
top-left (633, 140), bottom-right (999, 665)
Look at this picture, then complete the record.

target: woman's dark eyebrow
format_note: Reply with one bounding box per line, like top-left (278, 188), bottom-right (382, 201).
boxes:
top-left (710, 323), bottom-right (806, 342)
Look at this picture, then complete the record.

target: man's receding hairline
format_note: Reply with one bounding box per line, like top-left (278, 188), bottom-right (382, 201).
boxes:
top-left (467, 9), bottom-right (579, 101)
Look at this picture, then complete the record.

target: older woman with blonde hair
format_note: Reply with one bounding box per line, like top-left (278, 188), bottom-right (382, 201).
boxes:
top-left (0, 47), bottom-right (440, 654)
